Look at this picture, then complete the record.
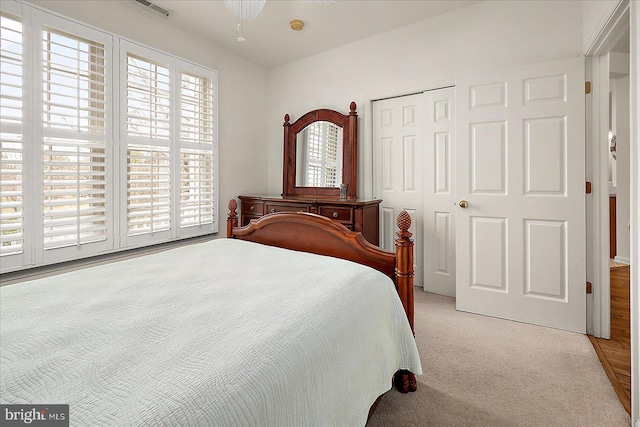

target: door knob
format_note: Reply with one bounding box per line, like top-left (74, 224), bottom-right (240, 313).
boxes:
top-left (459, 200), bottom-right (468, 208)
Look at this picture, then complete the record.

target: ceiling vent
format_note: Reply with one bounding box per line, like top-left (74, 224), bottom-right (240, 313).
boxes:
top-left (132, 0), bottom-right (171, 18)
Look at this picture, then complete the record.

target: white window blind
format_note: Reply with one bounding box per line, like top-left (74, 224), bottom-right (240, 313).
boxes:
top-left (180, 149), bottom-right (213, 227)
top-left (125, 52), bottom-right (171, 236)
top-left (42, 28), bottom-right (108, 250)
top-left (0, 12), bottom-right (24, 257)
top-left (179, 71), bottom-right (214, 229)
top-left (126, 146), bottom-right (171, 235)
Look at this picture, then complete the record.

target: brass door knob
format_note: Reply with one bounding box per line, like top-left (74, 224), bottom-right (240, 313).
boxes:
top-left (459, 200), bottom-right (468, 208)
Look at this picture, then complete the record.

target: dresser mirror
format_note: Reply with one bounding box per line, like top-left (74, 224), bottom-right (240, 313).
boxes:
top-left (295, 121), bottom-right (344, 188)
top-left (283, 102), bottom-right (357, 198)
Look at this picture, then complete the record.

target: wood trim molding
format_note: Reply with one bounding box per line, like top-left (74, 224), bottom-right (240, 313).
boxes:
top-left (588, 335), bottom-right (631, 414)
top-left (584, 0), bottom-right (630, 57)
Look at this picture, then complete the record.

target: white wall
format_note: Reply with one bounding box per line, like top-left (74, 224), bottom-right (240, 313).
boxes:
top-left (28, 0), bottom-right (269, 221)
top-left (266, 0), bottom-right (584, 196)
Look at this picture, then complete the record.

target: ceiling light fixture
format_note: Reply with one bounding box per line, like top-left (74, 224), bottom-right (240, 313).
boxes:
top-left (224, 0), bottom-right (265, 43)
top-left (223, 0), bottom-right (266, 23)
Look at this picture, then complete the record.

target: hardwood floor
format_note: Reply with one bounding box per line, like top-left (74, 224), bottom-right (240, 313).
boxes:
top-left (589, 265), bottom-right (631, 415)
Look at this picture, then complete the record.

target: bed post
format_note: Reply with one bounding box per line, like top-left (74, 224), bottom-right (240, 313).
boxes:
top-left (395, 210), bottom-right (414, 332)
top-left (227, 199), bottom-right (238, 238)
top-left (394, 210), bottom-right (417, 393)
top-left (282, 114), bottom-right (292, 197)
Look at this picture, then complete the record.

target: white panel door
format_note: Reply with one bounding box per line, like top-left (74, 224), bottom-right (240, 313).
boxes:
top-left (423, 87), bottom-right (456, 296)
top-left (455, 57), bottom-right (586, 333)
top-left (373, 94), bottom-right (424, 286)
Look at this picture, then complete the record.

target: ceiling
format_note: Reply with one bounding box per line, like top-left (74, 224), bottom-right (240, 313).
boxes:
top-left (148, 0), bottom-right (479, 69)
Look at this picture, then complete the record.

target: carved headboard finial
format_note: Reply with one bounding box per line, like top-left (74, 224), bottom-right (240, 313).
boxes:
top-left (349, 101), bottom-right (357, 115)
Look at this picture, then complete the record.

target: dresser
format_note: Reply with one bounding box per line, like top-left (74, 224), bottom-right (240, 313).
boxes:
top-left (238, 195), bottom-right (381, 245)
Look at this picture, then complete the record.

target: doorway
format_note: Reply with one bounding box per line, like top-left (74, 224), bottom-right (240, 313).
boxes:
top-left (589, 19), bottom-right (632, 415)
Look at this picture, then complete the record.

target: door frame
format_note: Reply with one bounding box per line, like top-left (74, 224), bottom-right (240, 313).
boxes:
top-left (585, 0), bottom-right (638, 423)
top-left (585, 0), bottom-right (629, 339)
top-left (630, 3), bottom-right (639, 422)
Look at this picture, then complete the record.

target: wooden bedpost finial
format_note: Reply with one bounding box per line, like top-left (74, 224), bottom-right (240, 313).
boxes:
top-left (396, 210), bottom-right (412, 239)
top-left (227, 199), bottom-right (238, 238)
top-left (349, 101), bottom-right (357, 115)
top-left (284, 114), bottom-right (290, 125)
top-left (228, 199), bottom-right (237, 214)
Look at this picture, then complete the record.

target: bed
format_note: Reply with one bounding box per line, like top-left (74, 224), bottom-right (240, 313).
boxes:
top-left (0, 200), bottom-right (421, 426)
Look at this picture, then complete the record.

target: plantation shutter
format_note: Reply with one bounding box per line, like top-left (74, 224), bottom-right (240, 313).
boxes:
top-left (41, 27), bottom-right (109, 251)
top-left (1, 2), bottom-right (217, 273)
top-left (124, 48), bottom-right (172, 239)
top-left (0, 11), bottom-right (24, 261)
top-left (178, 69), bottom-right (216, 233)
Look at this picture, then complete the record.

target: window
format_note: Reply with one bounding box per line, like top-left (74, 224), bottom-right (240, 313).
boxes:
top-left (124, 52), bottom-right (172, 238)
top-left (179, 71), bottom-right (215, 229)
top-left (42, 28), bottom-right (108, 250)
top-left (0, 2), bottom-right (217, 273)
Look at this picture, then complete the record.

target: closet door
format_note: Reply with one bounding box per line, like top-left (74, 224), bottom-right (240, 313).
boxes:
top-left (373, 94), bottom-right (424, 287)
top-left (423, 87), bottom-right (457, 296)
top-left (455, 57), bottom-right (586, 333)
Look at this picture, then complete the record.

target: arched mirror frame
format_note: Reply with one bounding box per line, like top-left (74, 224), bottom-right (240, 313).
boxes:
top-left (282, 102), bottom-right (357, 199)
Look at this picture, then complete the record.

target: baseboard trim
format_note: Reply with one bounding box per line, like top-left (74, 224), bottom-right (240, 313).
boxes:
top-left (613, 256), bottom-right (631, 265)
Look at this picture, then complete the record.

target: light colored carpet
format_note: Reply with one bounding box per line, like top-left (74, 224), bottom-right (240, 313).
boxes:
top-left (367, 291), bottom-right (631, 427)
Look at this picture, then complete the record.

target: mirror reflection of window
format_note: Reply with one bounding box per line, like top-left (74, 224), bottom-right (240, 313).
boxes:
top-left (301, 122), bottom-right (342, 187)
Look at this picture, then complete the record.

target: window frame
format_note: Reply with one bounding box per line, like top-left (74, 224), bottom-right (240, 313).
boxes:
top-left (0, 2), bottom-right (31, 271)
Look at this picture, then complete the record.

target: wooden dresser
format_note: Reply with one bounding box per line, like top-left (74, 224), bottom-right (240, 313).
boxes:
top-left (238, 195), bottom-right (381, 245)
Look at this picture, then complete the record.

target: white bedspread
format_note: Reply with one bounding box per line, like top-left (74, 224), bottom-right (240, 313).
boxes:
top-left (1, 239), bottom-right (421, 426)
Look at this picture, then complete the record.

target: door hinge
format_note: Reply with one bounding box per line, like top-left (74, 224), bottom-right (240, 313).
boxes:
top-left (586, 181), bottom-right (592, 194)
top-left (585, 81), bottom-right (592, 94)
top-left (586, 281), bottom-right (593, 294)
